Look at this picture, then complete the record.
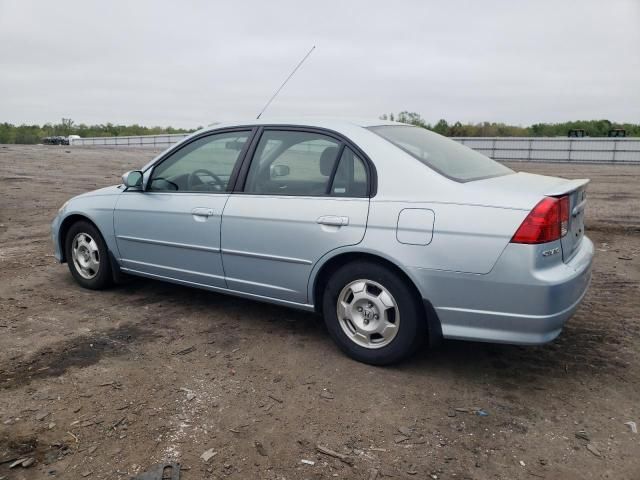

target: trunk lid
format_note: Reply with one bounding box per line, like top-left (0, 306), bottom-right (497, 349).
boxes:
top-left (464, 172), bottom-right (585, 211)
top-left (545, 179), bottom-right (589, 262)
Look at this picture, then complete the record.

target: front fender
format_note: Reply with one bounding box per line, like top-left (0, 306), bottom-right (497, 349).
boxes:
top-left (52, 186), bottom-right (123, 262)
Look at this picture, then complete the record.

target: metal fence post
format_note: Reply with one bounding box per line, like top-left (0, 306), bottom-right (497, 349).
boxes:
top-left (568, 138), bottom-right (573, 163)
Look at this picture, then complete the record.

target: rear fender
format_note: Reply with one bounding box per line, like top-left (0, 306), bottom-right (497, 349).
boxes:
top-left (365, 200), bottom-right (530, 274)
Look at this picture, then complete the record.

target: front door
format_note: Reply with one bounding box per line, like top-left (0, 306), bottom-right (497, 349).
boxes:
top-left (221, 128), bottom-right (371, 305)
top-left (114, 130), bottom-right (252, 288)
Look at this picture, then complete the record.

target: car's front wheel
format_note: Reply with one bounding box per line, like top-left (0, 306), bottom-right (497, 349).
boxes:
top-left (322, 260), bottom-right (426, 365)
top-left (64, 221), bottom-right (112, 290)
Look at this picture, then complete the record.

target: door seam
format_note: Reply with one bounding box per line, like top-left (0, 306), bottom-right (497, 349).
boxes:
top-left (219, 193), bottom-right (233, 285)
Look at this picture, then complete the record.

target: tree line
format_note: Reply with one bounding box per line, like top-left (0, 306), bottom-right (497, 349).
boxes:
top-left (380, 112), bottom-right (640, 137)
top-left (1, 115), bottom-right (638, 144)
top-left (0, 119), bottom-right (197, 144)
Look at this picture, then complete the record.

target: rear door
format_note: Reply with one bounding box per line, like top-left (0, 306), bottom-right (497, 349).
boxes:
top-left (220, 128), bottom-right (371, 305)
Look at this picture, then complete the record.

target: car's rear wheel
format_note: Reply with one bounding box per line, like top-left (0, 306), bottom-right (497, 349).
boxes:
top-left (322, 260), bottom-right (426, 365)
top-left (65, 221), bottom-right (112, 290)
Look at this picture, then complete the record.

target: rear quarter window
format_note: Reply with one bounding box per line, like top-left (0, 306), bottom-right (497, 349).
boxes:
top-left (368, 125), bottom-right (513, 182)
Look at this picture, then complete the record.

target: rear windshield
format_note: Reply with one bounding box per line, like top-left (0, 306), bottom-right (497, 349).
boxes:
top-left (368, 125), bottom-right (513, 182)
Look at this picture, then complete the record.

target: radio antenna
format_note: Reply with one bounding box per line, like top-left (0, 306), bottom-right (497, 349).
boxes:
top-left (256, 45), bottom-right (316, 119)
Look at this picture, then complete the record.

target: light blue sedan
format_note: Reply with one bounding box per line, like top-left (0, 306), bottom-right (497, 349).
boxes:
top-left (52, 119), bottom-right (593, 364)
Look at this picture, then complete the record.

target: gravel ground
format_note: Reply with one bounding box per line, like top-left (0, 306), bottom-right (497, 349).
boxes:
top-left (0, 145), bottom-right (639, 480)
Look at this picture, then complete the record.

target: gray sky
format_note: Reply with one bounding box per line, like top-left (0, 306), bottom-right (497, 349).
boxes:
top-left (1, 0), bottom-right (638, 128)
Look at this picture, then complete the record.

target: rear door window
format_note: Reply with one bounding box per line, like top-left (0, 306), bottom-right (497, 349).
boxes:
top-left (243, 130), bottom-right (341, 196)
top-left (330, 147), bottom-right (368, 197)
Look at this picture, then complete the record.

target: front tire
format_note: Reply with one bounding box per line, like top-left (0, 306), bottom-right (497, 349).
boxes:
top-left (64, 221), bottom-right (113, 290)
top-left (322, 261), bottom-right (426, 365)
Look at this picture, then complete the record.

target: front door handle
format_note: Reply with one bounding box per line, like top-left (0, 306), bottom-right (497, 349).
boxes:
top-left (192, 207), bottom-right (214, 218)
top-left (316, 215), bottom-right (349, 226)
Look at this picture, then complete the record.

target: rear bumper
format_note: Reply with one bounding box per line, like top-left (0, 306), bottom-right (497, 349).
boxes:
top-left (409, 236), bottom-right (594, 345)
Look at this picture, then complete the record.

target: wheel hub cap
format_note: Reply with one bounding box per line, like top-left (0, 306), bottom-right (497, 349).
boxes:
top-left (71, 232), bottom-right (100, 280)
top-left (336, 279), bottom-right (400, 349)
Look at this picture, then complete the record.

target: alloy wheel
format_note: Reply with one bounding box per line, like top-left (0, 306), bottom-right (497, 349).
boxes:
top-left (336, 279), bottom-right (400, 349)
top-left (71, 232), bottom-right (100, 280)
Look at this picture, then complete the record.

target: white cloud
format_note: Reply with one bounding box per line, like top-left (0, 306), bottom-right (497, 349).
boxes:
top-left (0, 0), bottom-right (638, 127)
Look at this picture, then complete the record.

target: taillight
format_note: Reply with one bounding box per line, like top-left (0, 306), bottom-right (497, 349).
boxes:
top-left (559, 195), bottom-right (569, 237)
top-left (511, 196), bottom-right (570, 244)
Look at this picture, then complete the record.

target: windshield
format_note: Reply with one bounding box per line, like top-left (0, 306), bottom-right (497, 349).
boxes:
top-left (369, 125), bottom-right (513, 182)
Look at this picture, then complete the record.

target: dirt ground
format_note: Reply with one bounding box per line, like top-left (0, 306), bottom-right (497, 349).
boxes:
top-left (1, 145), bottom-right (639, 480)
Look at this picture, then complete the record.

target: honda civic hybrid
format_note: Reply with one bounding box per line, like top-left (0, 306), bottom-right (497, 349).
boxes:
top-left (52, 119), bottom-right (593, 364)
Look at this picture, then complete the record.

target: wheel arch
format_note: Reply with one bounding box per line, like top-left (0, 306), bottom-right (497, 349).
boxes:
top-left (58, 213), bottom-right (102, 263)
top-left (310, 250), bottom-right (442, 346)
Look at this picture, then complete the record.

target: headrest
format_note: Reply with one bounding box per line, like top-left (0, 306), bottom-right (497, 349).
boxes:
top-left (319, 146), bottom-right (338, 176)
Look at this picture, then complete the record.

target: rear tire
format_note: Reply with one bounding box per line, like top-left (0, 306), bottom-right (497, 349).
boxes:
top-left (322, 260), bottom-right (426, 365)
top-left (64, 221), bottom-right (113, 290)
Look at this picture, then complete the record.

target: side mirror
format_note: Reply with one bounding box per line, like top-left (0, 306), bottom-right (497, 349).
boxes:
top-left (271, 164), bottom-right (290, 178)
top-left (122, 170), bottom-right (143, 189)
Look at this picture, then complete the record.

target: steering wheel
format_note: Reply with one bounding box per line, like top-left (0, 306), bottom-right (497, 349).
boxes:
top-left (188, 169), bottom-right (226, 191)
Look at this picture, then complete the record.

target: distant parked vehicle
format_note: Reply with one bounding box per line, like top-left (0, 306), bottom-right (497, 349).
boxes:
top-left (608, 129), bottom-right (626, 138)
top-left (43, 135), bottom-right (80, 145)
top-left (61, 135), bottom-right (81, 145)
top-left (568, 129), bottom-right (587, 138)
top-left (42, 136), bottom-right (59, 145)
top-left (51, 118), bottom-right (593, 365)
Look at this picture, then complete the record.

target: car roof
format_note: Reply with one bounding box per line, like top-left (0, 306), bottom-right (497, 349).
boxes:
top-left (204, 117), bottom-right (408, 132)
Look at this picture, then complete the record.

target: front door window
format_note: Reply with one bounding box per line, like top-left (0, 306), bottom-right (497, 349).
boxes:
top-left (149, 131), bottom-right (250, 192)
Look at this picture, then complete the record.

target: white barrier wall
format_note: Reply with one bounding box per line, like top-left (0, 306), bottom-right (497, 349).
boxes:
top-left (71, 134), bottom-right (640, 164)
top-left (456, 137), bottom-right (640, 164)
top-left (72, 133), bottom-right (189, 147)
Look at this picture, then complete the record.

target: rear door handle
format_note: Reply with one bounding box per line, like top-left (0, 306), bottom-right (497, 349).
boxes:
top-left (316, 215), bottom-right (349, 226)
top-left (192, 207), bottom-right (214, 217)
